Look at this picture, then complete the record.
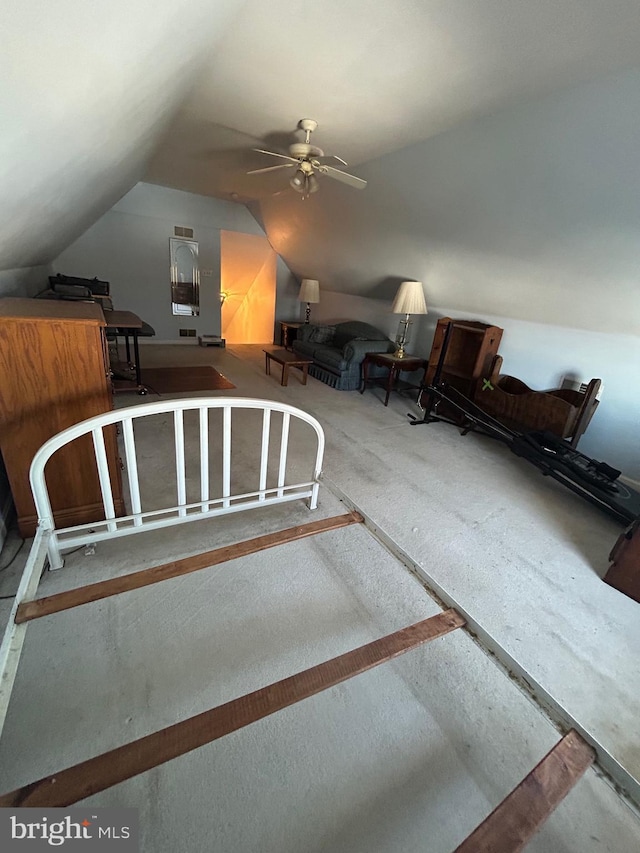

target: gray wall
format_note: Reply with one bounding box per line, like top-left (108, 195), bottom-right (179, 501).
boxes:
top-left (53, 183), bottom-right (298, 341)
top-left (0, 265), bottom-right (52, 298)
top-left (255, 69), bottom-right (640, 482)
top-left (0, 186), bottom-right (296, 546)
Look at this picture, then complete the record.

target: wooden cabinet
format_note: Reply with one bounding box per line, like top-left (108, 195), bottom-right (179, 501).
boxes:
top-left (604, 518), bottom-right (640, 605)
top-left (420, 317), bottom-right (503, 418)
top-left (0, 298), bottom-right (125, 536)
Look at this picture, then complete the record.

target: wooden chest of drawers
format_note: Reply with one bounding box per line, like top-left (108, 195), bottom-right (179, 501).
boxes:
top-left (0, 298), bottom-right (124, 536)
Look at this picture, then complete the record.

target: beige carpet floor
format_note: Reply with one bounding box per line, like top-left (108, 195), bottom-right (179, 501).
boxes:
top-left (0, 342), bottom-right (638, 852)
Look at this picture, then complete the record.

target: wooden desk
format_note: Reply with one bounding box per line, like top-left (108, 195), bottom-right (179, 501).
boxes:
top-left (360, 352), bottom-right (427, 406)
top-left (103, 310), bottom-right (145, 393)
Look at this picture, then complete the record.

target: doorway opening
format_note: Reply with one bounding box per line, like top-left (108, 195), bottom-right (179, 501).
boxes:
top-left (220, 231), bottom-right (276, 344)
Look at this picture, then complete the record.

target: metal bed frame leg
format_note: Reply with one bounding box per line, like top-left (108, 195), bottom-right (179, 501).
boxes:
top-left (47, 532), bottom-right (64, 571)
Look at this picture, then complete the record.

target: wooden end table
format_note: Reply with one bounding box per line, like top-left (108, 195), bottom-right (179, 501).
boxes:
top-left (279, 321), bottom-right (303, 350)
top-left (360, 352), bottom-right (427, 406)
top-left (264, 348), bottom-right (313, 386)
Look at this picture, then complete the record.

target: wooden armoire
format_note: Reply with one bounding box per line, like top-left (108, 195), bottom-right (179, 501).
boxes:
top-left (420, 317), bottom-right (503, 417)
top-left (0, 298), bottom-right (124, 537)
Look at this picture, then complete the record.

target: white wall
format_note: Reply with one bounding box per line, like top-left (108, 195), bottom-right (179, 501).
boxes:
top-left (53, 183), bottom-right (298, 341)
top-left (312, 290), bottom-right (640, 483)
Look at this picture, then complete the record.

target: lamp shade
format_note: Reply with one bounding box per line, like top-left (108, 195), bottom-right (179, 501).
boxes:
top-left (299, 279), bottom-right (320, 303)
top-left (391, 281), bottom-right (427, 315)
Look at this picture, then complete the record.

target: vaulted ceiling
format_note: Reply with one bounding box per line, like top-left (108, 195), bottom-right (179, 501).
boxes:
top-left (146, 0), bottom-right (640, 204)
top-left (4, 0), bottom-right (640, 319)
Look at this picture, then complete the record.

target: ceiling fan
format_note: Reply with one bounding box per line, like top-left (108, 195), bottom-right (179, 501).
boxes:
top-left (247, 119), bottom-right (367, 198)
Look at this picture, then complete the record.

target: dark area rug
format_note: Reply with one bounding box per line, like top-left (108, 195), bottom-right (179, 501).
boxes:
top-left (141, 366), bottom-right (235, 394)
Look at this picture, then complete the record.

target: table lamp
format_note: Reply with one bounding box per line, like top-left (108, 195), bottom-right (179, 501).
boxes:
top-left (391, 281), bottom-right (427, 357)
top-left (299, 279), bottom-right (320, 323)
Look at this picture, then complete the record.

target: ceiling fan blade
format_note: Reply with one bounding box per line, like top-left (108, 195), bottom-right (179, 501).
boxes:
top-left (247, 163), bottom-right (295, 175)
top-left (315, 154), bottom-right (349, 167)
top-left (253, 148), bottom-right (299, 163)
top-left (320, 165), bottom-right (367, 190)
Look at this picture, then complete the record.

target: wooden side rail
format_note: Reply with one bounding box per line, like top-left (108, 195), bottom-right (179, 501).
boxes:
top-left (15, 512), bottom-right (363, 624)
top-left (0, 611), bottom-right (465, 807)
top-left (454, 729), bottom-right (595, 853)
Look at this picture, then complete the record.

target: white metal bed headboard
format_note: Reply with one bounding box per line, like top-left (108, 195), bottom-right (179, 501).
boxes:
top-left (30, 397), bottom-right (325, 570)
top-left (0, 396), bottom-right (325, 737)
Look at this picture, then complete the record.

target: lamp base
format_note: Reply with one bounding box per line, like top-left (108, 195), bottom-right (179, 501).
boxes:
top-left (394, 315), bottom-right (412, 358)
top-left (305, 303), bottom-right (311, 323)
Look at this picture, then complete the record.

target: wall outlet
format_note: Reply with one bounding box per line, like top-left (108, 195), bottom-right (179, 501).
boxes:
top-left (179, 329), bottom-right (196, 337)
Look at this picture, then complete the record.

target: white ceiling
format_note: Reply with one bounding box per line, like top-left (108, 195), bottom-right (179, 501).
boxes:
top-left (146, 0), bottom-right (640, 201)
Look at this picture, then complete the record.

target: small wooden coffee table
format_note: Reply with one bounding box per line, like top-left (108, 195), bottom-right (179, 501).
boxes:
top-left (263, 348), bottom-right (314, 386)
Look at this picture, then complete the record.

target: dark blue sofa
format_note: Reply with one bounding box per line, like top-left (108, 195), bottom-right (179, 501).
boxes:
top-left (292, 320), bottom-right (395, 390)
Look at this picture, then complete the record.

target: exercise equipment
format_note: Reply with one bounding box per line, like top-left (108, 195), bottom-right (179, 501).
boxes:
top-left (411, 322), bottom-right (640, 526)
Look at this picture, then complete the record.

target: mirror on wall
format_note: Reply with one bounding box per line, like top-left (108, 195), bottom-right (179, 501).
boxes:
top-left (170, 237), bottom-right (200, 316)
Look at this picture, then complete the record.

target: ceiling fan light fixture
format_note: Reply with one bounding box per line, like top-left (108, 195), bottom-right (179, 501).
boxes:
top-left (307, 174), bottom-right (320, 194)
top-left (290, 169), bottom-right (306, 192)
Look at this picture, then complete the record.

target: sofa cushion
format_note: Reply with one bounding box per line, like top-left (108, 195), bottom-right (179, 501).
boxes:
top-left (308, 324), bottom-right (335, 344)
top-left (332, 321), bottom-right (389, 349)
top-left (311, 345), bottom-right (348, 372)
top-left (292, 339), bottom-right (317, 358)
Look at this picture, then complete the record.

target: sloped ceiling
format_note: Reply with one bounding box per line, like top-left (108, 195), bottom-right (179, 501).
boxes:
top-left (146, 0), bottom-right (640, 201)
top-left (5, 0), bottom-right (640, 323)
top-left (0, 0), bottom-right (243, 270)
top-left (254, 67), bottom-right (640, 335)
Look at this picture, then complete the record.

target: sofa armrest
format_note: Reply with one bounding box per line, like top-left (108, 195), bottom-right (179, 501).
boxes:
top-left (343, 339), bottom-right (394, 364)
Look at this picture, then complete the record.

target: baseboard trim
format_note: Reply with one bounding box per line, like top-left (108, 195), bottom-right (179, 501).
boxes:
top-left (139, 339), bottom-right (200, 346)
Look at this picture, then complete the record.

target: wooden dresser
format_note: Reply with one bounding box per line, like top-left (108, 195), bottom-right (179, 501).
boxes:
top-left (0, 298), bottom-right (125, 537)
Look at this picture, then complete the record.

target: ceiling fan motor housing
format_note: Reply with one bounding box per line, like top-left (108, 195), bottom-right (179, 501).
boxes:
top-left (288, 142), bottom-right (324, 159)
